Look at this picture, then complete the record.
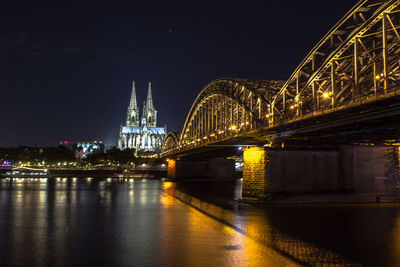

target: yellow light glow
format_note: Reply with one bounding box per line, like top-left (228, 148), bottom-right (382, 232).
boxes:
top-left (231, 125), bottom-right (237, 130)
top-left (375, 75), bottom-right (381, 79)
top-left (243, 147), bottom-right (265, 164)
top-left (323, 92), bottom-right (330, 98)
top-left (167, 159), bottom-right (176, 178)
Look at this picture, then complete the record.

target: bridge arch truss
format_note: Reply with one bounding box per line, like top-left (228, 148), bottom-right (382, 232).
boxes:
top-left (271, 0), bottom-right (400, 123)
top-left (162, 132), bottom-right (181, 152)
top-left (176, 79), bottom-right (283, 150)
top-left (162, 0), bottom-right (400, 155)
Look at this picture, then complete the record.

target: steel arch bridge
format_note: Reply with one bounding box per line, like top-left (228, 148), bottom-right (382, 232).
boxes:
top-left (162, 0), bottom-right (400, 156)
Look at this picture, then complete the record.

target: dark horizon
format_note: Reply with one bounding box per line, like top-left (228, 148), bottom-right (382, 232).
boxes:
top-left (0, 0), bottom-right (356, 147)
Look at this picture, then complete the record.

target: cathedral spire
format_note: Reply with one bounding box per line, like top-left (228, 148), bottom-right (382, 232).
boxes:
top-left (146, 81), bottom-right (154, 110)
top-left (129, 81), bottom-right (138, 109)
top-left (126, 81), bottom-right (139, 127)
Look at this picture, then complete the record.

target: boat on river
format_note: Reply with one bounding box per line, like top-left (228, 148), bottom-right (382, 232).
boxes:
top-left (1, 167), bottom-right (49, 178)
top-left (116, 169), bottom-right (155, 179)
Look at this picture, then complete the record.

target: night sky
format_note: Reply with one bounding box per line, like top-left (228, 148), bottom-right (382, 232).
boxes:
top-left (0, 0), bottom-right (356, 147)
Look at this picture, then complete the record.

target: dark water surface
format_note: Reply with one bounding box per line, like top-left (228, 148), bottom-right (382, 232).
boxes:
top-left (0, 178), bottom-right (399, 267)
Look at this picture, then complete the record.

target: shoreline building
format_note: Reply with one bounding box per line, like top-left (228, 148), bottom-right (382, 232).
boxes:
top-left (118, 81), bottom-right (166, 152)
top-left (59, 140), bottom-right (103, 159)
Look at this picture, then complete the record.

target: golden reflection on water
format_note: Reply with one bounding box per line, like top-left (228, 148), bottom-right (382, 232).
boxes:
top-left (159, 183), bottom-right (297, 266)
top-left (160, 192), bottom-right (175, 206)
top-left (129, 190), bottom-right (135, 204)
top-left (160, 182), bottom-right (175, 206)
top-left (140, 189), bottom-right (147, 205)
top-left (161, 182), bottom-right (358, 266)
top-left (0, 178), bottom-right (376, 266)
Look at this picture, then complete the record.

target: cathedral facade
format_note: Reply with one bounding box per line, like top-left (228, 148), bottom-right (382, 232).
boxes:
top-left (118, 81), bottom-right (166, 152)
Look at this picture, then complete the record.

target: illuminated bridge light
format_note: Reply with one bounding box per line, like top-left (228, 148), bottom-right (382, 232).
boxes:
top-left (323, 92), bottom-right (332, 99)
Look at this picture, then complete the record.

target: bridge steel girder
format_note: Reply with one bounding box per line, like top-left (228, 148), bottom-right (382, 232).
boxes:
top-left (164, 79), bottom-right (283, 153)
top-left (162, 132), bottom-right (180, 152)
top-left (162, 0), bottom-right (400, 157)
top-left (271, 0), bottom-right (400, 124)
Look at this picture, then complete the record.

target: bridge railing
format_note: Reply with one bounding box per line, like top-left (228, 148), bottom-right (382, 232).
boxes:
top-left (273, 83), bottom-right (400, 127)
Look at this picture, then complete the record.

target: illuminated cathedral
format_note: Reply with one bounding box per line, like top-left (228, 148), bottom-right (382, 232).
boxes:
top-left (118, 81), bottom-right (166, 152)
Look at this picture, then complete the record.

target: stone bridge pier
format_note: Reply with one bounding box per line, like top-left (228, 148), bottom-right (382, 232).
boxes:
top-left (242, 145), bottom-right (400, 201)
top-left (167, 158), bottom-right (236, 180)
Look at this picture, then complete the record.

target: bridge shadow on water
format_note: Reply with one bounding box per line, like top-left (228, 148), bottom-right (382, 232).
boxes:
top-left (163, 178), bottom-right (400, 267)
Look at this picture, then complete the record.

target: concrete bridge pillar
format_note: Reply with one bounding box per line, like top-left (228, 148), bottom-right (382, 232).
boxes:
top-left (242, 147), bottom-right (267, 199)
top-left (241, 145), bottom-right (400, 201)
top-left (167, 158), bottom-right (235, 180)
top-left (167, 159), bottom-right (176, 178)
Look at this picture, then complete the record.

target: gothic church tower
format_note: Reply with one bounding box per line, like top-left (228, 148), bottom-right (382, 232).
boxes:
top-left (119, 81), bottom-right (165, 152)
top-left (141, 82), bottom-right (157, 127)
top-left (126, 81), bottom-right (140, 127)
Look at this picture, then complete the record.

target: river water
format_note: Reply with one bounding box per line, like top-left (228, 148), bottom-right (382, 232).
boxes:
top-left (0, 177), bottom-right (399, 266)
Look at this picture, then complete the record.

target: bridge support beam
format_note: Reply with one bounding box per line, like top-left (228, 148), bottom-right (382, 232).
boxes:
top-left (167, 158), bottom-right (235, 180)
top-left (242, 145), bottom-right (400, 202)
top-left (242, 147), bottom-right (268, 199)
